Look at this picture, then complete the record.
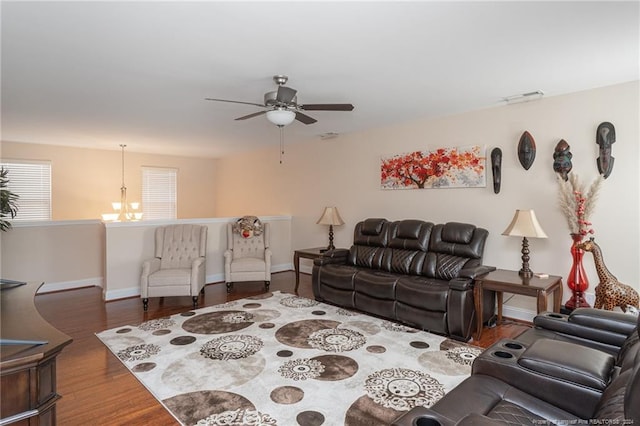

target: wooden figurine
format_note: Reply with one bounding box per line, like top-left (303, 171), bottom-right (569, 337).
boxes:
top-left (596, 122), bottom-right (615, 178)
top-left (517, 131), bottom-right (536, 170)
top-left (576, 238), bottom-right (639, 312)
top-left (553, 139), bottom-right (573, 181)
top-left (491, 147), bottom-right (502, 194)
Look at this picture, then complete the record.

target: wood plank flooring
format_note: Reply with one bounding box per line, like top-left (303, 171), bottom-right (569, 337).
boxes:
top-left (34, 271), bottom-right (531, 425)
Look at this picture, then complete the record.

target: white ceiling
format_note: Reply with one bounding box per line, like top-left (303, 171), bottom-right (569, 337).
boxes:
top-left (2, 1), bottom-right (638, 158)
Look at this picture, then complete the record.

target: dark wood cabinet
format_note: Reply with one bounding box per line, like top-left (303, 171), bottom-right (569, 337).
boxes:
top-left (1, 282), bottom-right (72, 425)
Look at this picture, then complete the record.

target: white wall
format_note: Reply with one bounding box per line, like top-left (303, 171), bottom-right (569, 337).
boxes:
top-left (216, 81), bottom-right (640, 318)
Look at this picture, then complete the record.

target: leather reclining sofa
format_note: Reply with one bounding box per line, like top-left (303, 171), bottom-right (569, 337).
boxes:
top-left (392, 308), bottom-right (640, 425)
top-left (311, 218), bottom-right (495, 342)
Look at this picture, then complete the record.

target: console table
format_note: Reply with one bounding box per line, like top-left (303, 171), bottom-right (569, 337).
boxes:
top-left (293, 247), bottom-right (327, 292)
top-left (474, 269), bottom-right (563, 340)
top-left (1, 282), bottom-right (72, 425)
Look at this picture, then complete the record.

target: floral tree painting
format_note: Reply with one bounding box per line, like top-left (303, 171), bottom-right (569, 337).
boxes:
top-left (381, 145), bottom-right (486, 189)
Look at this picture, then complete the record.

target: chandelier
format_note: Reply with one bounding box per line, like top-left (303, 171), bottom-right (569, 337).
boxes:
top-left (101, 144), bottom-right (142, 222)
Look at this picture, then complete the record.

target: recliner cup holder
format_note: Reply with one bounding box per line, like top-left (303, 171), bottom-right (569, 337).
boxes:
top-left (493, 351), bottom-right (514, 359)
top-left (416, 418), bottom-right (441, 426)
top-left (503, 342), bottom-right (523, 350)
top-left (547, 313), bottom-right (563, 318)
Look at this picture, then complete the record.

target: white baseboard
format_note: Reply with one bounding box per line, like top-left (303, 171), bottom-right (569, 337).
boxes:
top-left (37, 278), bottom-right (103, 294)
top-left (502, 305), bottom-right (536, 323)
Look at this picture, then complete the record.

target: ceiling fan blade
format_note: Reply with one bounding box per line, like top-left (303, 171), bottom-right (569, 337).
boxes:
top-left (295, 111), bottom-right (317, 125)
top-left (276, 86), bottom-right (297, 104)
top-left (235, 110), bottom-right (267, 121)
top-left (300, 103), bottom-right (354, 111)
top-left (205, 98), bottom-right (265, 108)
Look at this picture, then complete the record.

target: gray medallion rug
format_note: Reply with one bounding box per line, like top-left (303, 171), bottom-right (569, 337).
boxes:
top-left (96, 291), bottom-right (480, 426)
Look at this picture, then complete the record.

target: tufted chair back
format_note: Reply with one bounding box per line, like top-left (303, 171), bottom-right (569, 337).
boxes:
top-left (157, 224), bottom-right (207, 270)
top-left (224, 222), bottom-right (272, 293)
top-left (228, 223), bottom-right (270, 260)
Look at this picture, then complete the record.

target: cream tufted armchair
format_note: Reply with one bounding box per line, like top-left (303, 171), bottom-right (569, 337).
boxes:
top-left (224, 222), bottom-right (271, 293)
top-left (140, 224), bottom-right (208, 311)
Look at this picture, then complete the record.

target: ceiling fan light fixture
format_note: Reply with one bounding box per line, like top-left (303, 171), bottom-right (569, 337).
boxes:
top-left (266, 108), bottom-right (296, 126)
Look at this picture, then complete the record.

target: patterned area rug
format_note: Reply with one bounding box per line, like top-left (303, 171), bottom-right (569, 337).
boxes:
top-left (96, 291), bottom-right (480, 425)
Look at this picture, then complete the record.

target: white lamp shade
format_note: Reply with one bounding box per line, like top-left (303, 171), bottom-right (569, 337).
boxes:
top-left (266, 109), bottom-right (296, 126)
top-left (502, 209), bottom-right (548, 238)
top-left (316, 207), bottom-right (345, 226)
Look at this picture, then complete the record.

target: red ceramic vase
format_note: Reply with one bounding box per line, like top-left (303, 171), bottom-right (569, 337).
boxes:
top-left (565, 233), bottom-right (591, 310)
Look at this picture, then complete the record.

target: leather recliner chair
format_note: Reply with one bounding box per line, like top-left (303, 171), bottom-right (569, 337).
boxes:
top-left (392, 310), bottom-right (640, 425)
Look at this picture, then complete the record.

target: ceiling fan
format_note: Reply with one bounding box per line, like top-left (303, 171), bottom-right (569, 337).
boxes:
top-left (205, 75), bottom-right (354, 127)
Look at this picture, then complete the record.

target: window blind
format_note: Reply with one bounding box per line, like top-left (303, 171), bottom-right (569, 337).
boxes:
top-left (142, 167), bottom-right (177, 220)
top-left (0, 160), bottom-right (52, 221)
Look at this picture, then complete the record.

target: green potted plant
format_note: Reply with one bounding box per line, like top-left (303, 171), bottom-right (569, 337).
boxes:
top-left (0, 166), bottom-right (19, 231)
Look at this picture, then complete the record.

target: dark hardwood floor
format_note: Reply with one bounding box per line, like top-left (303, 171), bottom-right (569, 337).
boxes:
top-left (34, 271), bottom-right (531, 425)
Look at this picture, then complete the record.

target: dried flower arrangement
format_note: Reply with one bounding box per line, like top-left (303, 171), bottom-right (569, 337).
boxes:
top-left (557, 173), bottom-right (604, 236)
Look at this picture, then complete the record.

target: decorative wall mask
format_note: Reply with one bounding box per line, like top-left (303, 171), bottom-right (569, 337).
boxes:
top-left (517, 131), bottom-right (536, 170)
top-left (596, 122), bottom-right (615, 178)
top-left (491, 147), bottom-right (502, 194)
top-left (233, 215), bottom-right (263, 238)
top-left (553, 139), bottom-right (573, 181)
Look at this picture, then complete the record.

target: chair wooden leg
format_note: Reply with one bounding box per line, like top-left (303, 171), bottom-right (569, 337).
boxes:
top-left (265, 281), bottom-right (270, 292)
top-left (192, 296), bottom-right (199, 309)
top-left (143, 298), bottom-right (149, 311)
top-left (226, 282), bottom-right (232, 293)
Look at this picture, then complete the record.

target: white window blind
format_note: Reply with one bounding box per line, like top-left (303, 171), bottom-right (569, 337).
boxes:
top-left (0, 160), bottom-right (52, 221)
top-left (142, 167), bottom-right (177, 220)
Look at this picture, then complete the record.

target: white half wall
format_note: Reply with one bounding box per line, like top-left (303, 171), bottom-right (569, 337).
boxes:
top-left (103, 216), bottom-right (292, 300)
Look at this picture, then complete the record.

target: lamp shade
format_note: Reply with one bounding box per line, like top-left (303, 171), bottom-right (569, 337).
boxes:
top-left (266, 109), bottom-right (296, 126)
top-left (502, 209), bottom-right (548, 238)
top-left (316, 207), bottom-right (345, 226)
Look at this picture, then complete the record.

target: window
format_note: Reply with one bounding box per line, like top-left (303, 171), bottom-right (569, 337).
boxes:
top-left (142, 167), bottom-right (177, 220)
top-left (0, 160), bottom-right (52, 221)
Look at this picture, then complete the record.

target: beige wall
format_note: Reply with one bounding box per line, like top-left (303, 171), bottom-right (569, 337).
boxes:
top-left (0, 142), bottom-right (218, 220)
top-left (216, 81), bottom-right (640, 319)
top-left (1, 220), bottom-right (104, 291)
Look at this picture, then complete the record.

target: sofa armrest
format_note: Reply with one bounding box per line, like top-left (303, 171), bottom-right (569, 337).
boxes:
top-left (458, 264), bottom-right (496, 280)
top-left (532, 308), bottom-right (637, 348)
top-left (313, 248), bottom-right (349, 266)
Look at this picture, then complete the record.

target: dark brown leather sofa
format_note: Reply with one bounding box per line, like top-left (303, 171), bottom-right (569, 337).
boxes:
top-left (392, 308), bottom-right (640, 426)
top-left (311, 218), bottom-right (495, 342)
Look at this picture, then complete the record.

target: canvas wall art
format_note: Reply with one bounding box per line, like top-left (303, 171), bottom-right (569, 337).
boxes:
top-left (381, 145), bottom-right (486, 190)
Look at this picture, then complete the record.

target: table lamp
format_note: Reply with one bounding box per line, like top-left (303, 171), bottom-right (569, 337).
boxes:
top-left (502, 209), bottom-right (548, 278)
top-left (316, 207), bottom-right (344, 251)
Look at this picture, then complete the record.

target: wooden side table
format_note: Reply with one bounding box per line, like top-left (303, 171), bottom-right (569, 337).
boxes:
top-left (293, 247), bottom-right (327, 292)
top-left (474, 269), bottom-right (563, 340)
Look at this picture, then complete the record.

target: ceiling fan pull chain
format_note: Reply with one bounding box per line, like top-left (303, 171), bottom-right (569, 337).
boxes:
top-left (279, 125), bottom-right (285, 164)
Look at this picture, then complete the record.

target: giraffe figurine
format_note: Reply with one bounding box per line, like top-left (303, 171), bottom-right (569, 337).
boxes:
top-left (575, 238), bottom-right (639, 312)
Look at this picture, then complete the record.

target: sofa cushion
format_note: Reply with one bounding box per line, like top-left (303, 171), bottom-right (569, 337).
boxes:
top-left (354, 270), bottom-right (400, 300)
top-left (349, 219), bottom-right (390, 269)
top-left (388, 220), bottom-right (433, 251)
top-left (429, 222), bottom-right (487, 259)
top-left (383, 248), bottom-right (427, 275)
top-left (361, 218), bottom-right (387, 236)
top-left (314, 264), bottom-right (359, 291)
top-left (148, 268), bottom-right (191, 286)
top-left (429, 374), bottom-right (577, 424)
top-left (395, 276), bottom-right (449, 311)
